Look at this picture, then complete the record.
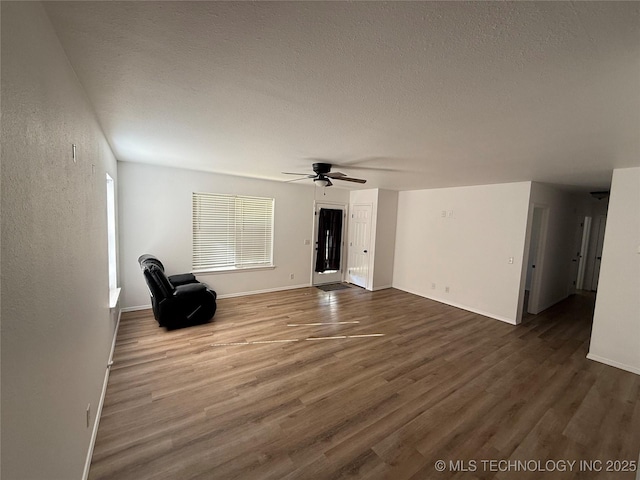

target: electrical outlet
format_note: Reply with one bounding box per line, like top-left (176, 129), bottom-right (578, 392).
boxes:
top-left (441, 210), bottom-right (447, 217)
top-left (290, 273), bottom-right (294, 280)
top-left (445, 286), bottom-right (450, 293)
top-left (447, 210), bottom-right (454, 218)
top-left (304, 239), bottom-right (310, 245)
top-left (86, 404), bottom-right (91, 428)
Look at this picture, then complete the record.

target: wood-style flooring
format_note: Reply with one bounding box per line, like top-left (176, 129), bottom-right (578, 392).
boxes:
top-left (90, 287), bottom-right (640, 480)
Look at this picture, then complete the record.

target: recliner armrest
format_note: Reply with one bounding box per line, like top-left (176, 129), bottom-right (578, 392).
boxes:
top-left (168, 273), bottom-right (197, 285)
top-left (173, 283), bottom-right (207, 297)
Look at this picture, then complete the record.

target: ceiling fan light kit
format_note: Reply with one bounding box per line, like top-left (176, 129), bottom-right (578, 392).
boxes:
top-left (314, 178), bottom-right (331, 187)
top-left (282, 162), bottom-right (366, 187)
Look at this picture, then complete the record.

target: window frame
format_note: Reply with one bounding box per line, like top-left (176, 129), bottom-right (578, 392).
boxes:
top-left (106, 173), bottom-right (120, 307)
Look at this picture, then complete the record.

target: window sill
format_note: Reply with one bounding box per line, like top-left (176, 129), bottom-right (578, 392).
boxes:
top-left (193, 265), bottom-right (276, 275)
top-left (109, 287), bottom-right (121, 309)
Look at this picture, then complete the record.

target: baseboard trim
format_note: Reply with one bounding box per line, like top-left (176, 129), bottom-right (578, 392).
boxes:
top-left (586, 353), bottom-right (640, 376)
top-left (393, 285), bottom-right (517, 325)
top-left (372, 285), bottom-right (393, 291)
top-left (121, 304), bottom-right (152, 312)
top-left (217, 283), bottom-right (311, 299)
top-left (121, 285), bottom-right (312, 310)
top-left (82, 306), bottom-right (122, 480)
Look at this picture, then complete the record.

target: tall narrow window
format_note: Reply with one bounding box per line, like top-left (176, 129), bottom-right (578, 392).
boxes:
top-left (106, 174), bottom-right (118, 306)
top-left (192, 192), bottom-right (274, 271)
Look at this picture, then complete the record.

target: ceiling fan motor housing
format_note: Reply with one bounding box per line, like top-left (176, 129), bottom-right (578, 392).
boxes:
top-left (312, 163), bottom-right (332, 175)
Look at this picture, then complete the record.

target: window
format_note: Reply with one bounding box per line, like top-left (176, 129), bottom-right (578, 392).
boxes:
top-left (106, 174), bottom-right (119, 307)
top-left (192, 192), bottom-right (274, 271)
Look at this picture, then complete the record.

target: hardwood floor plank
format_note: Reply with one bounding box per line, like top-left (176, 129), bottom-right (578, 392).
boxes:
top-left (89, 288), bottom-right (640, 480)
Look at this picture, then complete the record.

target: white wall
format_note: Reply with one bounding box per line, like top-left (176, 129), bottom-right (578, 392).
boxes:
top-left (588, 167), bottom-right (640, 375)
top-left (372, 189), bottom-right (398, 290)
top-left (526, 183), bottom-right (583, 314)
top-left (393, 182), bottom-right (531, 324)
top-left (119, 162), bottom-right (349, 308)
top-left (1, 3), bottom-right (119, 479)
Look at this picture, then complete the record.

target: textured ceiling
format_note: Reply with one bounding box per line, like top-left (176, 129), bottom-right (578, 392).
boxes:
top-left (44, 1), bottom-right (640, 191)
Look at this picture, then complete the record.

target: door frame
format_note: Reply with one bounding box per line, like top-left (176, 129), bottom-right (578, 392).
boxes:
top-left (518, 203), bottom-right (549, 322)
top-left (575, 216), bottom-right (592, 290)
top-left (310, 201), bottom-right (348, 286)
top-left (527, 205), bottom-right (549, 315)
top-left (588, 214), bottom-right (607, 291)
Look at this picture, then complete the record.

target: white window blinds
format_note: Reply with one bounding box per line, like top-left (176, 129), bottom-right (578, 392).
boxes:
top-left (192, 192), bottom-right (274, 271)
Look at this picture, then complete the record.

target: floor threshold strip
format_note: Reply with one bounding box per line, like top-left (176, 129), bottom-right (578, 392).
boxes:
top-left (287, 321), bottom-right (360, 326)
top-left (211, 333), bottom-right (384, 347)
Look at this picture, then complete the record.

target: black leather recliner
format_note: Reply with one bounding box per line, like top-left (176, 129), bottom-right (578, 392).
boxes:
top-left (138, 255), bottom-right (217, 329)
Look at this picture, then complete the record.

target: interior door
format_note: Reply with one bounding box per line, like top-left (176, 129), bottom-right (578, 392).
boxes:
top-left (312, 203), bottom-right (346, 285)
top-left (568, 218), bottom-right (585, 295)
top-left (347, 204), bottom-right (372, 289)
top-left (576, 216), bottom-right (592, 290)
top-left (590, 214), bottom-right (607, 291)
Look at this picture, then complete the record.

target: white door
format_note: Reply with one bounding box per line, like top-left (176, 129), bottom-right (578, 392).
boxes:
top-left (590, 215), bottom-right (607, 291)
top-left (576, 216), bottom-right (592, 290)
top-left (347, 204), bottom-right (372, 289)
top-left (568, 217), bottom-right (585, 295)
top-left (312, 203), bottom-right (346, 285)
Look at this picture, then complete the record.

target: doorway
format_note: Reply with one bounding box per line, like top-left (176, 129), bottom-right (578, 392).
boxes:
top-left (347, 204), bottom-right (372, 289)
top-left (523, 205), bottom-right (548, 316)
top-left (587, 214), bottom-right (607, 291)
top-left (575, 216), bottom-right (592, 290)
top-left (312, 203), bottom-right (346, 285)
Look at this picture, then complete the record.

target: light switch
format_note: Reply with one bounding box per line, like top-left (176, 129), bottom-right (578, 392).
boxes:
top-left (508, 257), bottom-right (514, 264)
top-left (304, 239), bottom-right (310, 245)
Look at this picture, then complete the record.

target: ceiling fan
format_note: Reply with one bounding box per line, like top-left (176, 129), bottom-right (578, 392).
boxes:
top-left (282, 163), bottom-right (366, 187)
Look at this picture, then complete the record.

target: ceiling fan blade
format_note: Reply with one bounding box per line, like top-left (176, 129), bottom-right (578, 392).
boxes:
top-left (285, 176), bottom-right (314, 183)
top-left (282, 172), bottom-right (312, 176)
top-left (326, 172), bottom-right (346, 178)
top-left (336, 165), bottom-right (401, 172)
top-left (335, 177), bottom-right (367, 184)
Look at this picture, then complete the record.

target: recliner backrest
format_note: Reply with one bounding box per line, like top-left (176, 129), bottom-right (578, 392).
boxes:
top-left (146, 264), bottom-right (175, 298)
top-left (138, 254), bottom-right (165, 271)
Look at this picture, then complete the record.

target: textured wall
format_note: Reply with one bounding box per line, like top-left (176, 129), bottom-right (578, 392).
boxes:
top-left (372, 189), bottom-right (399, 290)
top-left (393, 182), bottom-right (531, 324)
top-left (118, 161), bottom-right (350, 308)
top-left (589, 167), bottom-right (640, 375)
top-left (1, 3), bottom-right (118, 479)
